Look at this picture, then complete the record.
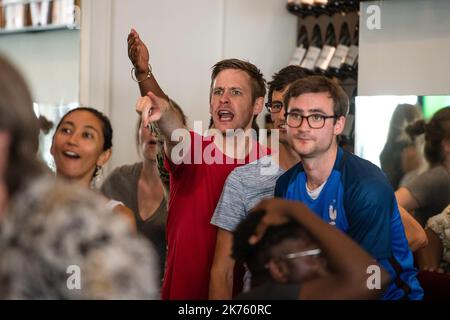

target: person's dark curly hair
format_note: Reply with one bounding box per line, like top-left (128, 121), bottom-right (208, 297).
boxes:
top-left (406, 106), bottom-right (450, 166)
top-left (38, 116), bottom-right (54, 135)
top-left (267, 65), bottom-right (309, 105)
top-left (232, 210), bottom-right (312, 286)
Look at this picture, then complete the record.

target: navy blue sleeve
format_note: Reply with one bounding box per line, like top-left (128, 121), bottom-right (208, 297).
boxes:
top-left (345, 178), bottom-right (394, 259)
top-left (274, 166), bottom-right (296, 198)
top-left (274, 178), bottom-right (284, 198)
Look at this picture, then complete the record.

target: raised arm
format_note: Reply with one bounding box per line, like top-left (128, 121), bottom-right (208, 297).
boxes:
top-left (129, 29), bottom-right (187, 161)
top-left (250, 199), bottom-right (390, 300)
top-left (127, 28), bottom-right (167, 99)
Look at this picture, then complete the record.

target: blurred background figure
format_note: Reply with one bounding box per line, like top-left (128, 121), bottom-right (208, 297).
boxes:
top-left (0, 178), bottom-right (159, 299)
top-left (0, 55), bottom-right (158, 299)
top-left (38, 115), bottom-right (54, 135)
top-left (101, 118), bottom-right (170, 284)
top-left (0, 54), bottom-right (44, 218)
top-left (417, 204), bottom-right (450, 273)
top-left (396, 106), bottom-right (450, 226)
top-left (380, 103), bottom-right (425, 190)
top-left (416, 204), bottom-right (450, 300)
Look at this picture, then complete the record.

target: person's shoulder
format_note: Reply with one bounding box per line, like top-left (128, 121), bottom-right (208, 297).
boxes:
top-left (343, 152), bottom-right (389, 185)
top-left (404, 165), bottom-right (450, 191)
top-left (110, 162), bottom-right (142, 177)
top-left (341, 152), bottom-right (394, 201)
top-left (274, 161), bottom-right (302, 196)
top-left (278, 161), bottom-right (302, 183)
top-left (232, 155), bottom-right (272, 174)
top-left (103, 163), bottom-right (142, 187)
top-left (222, 161), bottom-right (259, 190)
top-left (422, 165), bottom-right (450, 179)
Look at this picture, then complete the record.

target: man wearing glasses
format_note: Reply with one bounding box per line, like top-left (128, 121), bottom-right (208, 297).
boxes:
top-left (275, 76), bottom-right (423, 300)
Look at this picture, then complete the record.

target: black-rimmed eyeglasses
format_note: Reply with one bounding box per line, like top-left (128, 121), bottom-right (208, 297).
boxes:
top-left (265, 101), bottom-right (283, 113)
top-left (265, 248), bottom-right (322, 269)
top-left (285, 112), bottom-right (337, 129)
top-left (279, 248), bottom-right (322, 260)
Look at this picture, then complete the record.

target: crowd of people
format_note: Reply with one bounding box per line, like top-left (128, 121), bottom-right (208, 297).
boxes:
top-left (0, 27), bottom-right (448, 300)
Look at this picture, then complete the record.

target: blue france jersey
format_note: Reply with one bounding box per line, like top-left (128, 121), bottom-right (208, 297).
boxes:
top-left (275, 148), bottom-right (423, 300)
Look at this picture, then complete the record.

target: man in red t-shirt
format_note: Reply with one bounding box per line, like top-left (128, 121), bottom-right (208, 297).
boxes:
top-left (128, 29), bottom-right (267, 299)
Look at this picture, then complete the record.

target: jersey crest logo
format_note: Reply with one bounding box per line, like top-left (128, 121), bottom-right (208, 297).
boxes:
top-left (329, 201), bottom-right (337, 226)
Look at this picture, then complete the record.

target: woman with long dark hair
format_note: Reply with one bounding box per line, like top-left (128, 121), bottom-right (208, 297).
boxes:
top-left (396, 107), bottom-right (450, 226)
top-left (51, 107), bottom-right (135, 227)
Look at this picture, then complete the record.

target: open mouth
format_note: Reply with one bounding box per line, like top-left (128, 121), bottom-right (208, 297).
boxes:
top-left (278, 123), bottom-right (287, 131)
top-left (62, 150), bottom-right (81, 159)
top-left (217, 110), bottom-right (234, 122)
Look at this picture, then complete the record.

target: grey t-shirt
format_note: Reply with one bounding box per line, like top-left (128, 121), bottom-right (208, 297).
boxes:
top-left (404, 165), bottom-right (450, 226)
top-left (211, 155), bottom-right (285, 232)
top-left (101, 162), bottom-right (167, 282)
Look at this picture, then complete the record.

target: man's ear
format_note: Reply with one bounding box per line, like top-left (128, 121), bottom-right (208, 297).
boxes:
top-left (253, 97), bottom-right (264, 115)
top-left (97, 148), bottom-right (112, 167)
top-left (333, 116), bottom-right (346, 136)
top-left (267, 260), bottom-right (289, 283)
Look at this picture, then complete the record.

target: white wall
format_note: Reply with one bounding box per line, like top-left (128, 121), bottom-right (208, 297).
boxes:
top-left (359, 0), bottom-right (450, 96)
top-left (0, 29), bottom-right (80, 105)
top-left (81, 0), bottom-right (296, 172)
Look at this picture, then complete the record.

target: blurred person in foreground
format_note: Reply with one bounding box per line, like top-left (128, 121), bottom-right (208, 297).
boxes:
top-left (0, 55), bottom-right (158, 299)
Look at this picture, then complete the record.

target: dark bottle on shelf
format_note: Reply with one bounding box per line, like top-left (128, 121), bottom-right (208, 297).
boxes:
top-left (300, 24), bottom-right (322, 72)
top-left (288, 26), bottom-right (309, 66)
top-left (351, 0), bottom-right (360, 12)
top-left (328, 22), bottom-right (351, 78)
top-left (313, 0), bottom-right (329, 16)
top-left (341, 23), bottom-right (358, 79)
top-left (314, 23), bottom-right (337, 74)
top-left (327, 0), bottom-right (343, 14)
top-left (287, 0), bottom-right (315, 17)
top-left (298, 0), bottom-right (315, 17)
top-left (286, 0), bottom-right (300, 14)
top-left (342, 0), bottom-right (360, 13)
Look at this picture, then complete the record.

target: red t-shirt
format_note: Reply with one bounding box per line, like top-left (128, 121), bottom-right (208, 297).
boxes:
top-left (161, 131), bottom-right (268, 300)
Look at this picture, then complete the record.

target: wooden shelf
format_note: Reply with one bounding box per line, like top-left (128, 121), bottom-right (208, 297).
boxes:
top-left (0, 23), bottom-right (79, 35)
